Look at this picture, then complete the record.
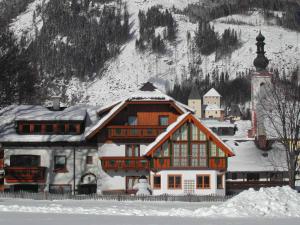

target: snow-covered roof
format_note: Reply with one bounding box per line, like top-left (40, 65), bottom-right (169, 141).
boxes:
top-left (85, 86), bottom-right (195, 139)
top-left (204, 104), bottom-right (223, 111)
top-left (15, 106), bottom-right (87, 121)
top-left (0, 105), bottom-right (97, 143)
top-left (202, 120), bottom-right (235, 128)
top-left (203, 88), bottom-right (221, 97)
top-left (144, 113), bottom-right (235, 157)
top-left (227, 140), bottom-right (287, 172)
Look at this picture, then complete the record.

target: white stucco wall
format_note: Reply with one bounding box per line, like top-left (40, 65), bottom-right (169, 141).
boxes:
top-left (205, 110), bottom-right (223, 119)
top-left (203, 96), bottom-right (221, 107)
top-left (188, 99), bottom-right (202, 118)
top-left (150, 170), bottom-right (225, 196)
top-left (3, 146), bottom-right (99, 192)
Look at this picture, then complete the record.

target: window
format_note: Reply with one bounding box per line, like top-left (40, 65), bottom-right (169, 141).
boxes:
top-left (45, 124), bottom-right (53, 133)
top-left (59, 124), bottom-right (66, 133)
top-left (217, 174), bottom-right (224, 189)
top-left (125, 145), bottom-right (140, 157)
top-left (172, 123), bottom-right (188, 141)
top-left (196, 175), bottom-right (210, 189)
top-left (210, 142), bottom-right (217, 157)
top-left (168, 175), bottom-right (181, 189)
top-left (154, 142), bottom-right (169, 157)
top-left (54, 156), bottom-right (67, 171)
top-left (159, 116), bottom-right (169, 126)
top-left (173, 143), bottom-right (188, 167)
top-left (153, 175), bottom-right (161, 189)
top-left (86, 156), bottom-right (93, 164)
top-left (69, 124), bottom-right (77, 133)
top-left (192, 123), bottom-right (206, 141)
top-left (22, 124), bottom-right (30, 133)
top-left (270, 172), bottom-right (283, 181)
top-left (246, 173), bottom-right (260, 181)
top-left (191, 143), bottom-right (207, 167)
top-left (10, 155), bottom-right (40, 167)
top-left (33, 124), bottom-right (41, 133)
top-left (128, 116), bottom-right (137, 125)
top-left (210, 142), bottom-right (225, 157)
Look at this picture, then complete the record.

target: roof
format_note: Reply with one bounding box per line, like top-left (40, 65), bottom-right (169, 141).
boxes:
top-left (144, 113), bottom-right (235, 157)
top-left (0, 105), bottom-right (98, 143)
top-left (227, 140), bottom-right (287, 172)
top-left (203, 88), bottom-right (221, 97)
top-left (202, 119), bottom-right (235, 128)
top-left (15, 106), bottom-right (87, 121)
top-left (85, 87), bottom-right (195, 139)
top-left (188, 87), bottom-right (201, 100)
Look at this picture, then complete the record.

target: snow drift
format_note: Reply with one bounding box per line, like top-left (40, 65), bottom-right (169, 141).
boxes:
top-left (0, 186), bottom-right (299, 218)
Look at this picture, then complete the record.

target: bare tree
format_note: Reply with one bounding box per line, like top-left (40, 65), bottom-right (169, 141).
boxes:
top-left (258, 77), bottom-right (300, 189)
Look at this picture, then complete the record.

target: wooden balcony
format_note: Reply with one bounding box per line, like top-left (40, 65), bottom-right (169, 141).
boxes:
top-left (5, 166), bottom-right (47, 183)
top-left (100, 157), bottom-right (150, 171)
top-left (107, 125), bottom-right (166, 139)
top-left (151, 157), bottom-right (227, 171)
top-left (226, 180), bottom-right (289, 190)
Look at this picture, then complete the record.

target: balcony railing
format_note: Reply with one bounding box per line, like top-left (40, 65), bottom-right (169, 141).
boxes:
top-left (107, 125), bottom-right (166, 139)
top-left (152, 157), bottom-right (226, 171)
top-left (5, 166), bottom-right (47, 183)
top-left (100, 157), bottom-right (150, 171)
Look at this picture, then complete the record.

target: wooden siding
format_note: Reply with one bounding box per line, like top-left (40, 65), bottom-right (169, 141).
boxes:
top-left (100, 157), bottom-right (149, 171)
top-left (107, 125), bottom-right (166, 139)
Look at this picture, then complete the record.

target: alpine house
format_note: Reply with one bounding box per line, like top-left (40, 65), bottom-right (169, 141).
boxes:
top-left (0, 82), bottom-right (234, 195)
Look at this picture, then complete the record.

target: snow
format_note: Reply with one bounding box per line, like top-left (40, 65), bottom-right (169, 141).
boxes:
top-left (10, 0), bottom-right (49, 44)
top-left (0, 105), bottom-right (95, 143)
top-left (204, 88), bottom-right (221, 97)
top-left (202, 120), bottom-right (235, 128)
top-left (227, 141), bottom-right (287, 172)
top-left (0, 187), bottom-right (299, 218)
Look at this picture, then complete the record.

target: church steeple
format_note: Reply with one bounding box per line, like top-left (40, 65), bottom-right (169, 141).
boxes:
top-left (253, 31), bottom-right (269, 71)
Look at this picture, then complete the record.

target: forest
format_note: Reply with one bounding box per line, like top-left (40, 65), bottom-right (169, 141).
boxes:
top-left (0, 0), bottom-right (130, 107)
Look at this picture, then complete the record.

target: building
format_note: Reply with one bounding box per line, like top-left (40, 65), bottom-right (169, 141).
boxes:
top-left (0, 82), bottom-right (235, 195)
top-left (187, 87), bottom-right (224, 120)
top-left (188, 87), bottom-right (202, 118)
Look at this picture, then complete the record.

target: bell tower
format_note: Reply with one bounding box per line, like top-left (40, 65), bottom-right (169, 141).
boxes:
top-left (250, 32), bottom-right (272, 140)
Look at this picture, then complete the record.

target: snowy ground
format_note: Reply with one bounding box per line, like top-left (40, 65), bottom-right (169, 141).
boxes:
top-left (0, 186), bottom-right (299, 224)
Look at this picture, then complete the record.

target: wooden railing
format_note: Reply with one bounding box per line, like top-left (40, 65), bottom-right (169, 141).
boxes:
top-left (226, 180), bottom-right (289, 190)
top-left (5, 166), bottom-right (47, 183)
top-left (100, 157), bottom-right (149, 171)
top-left (107, 125), bottom-right (166, 139)
top-left (152, 157), bottom-right (226, 170)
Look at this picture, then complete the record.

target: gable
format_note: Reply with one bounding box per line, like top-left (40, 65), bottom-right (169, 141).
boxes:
top-left (145, 113), bottom-right (234, 157)
top-left (85, 100), bottom-right (187, 140)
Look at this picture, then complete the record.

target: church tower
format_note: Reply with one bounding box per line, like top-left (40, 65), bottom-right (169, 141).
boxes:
top-left (188, 86), bottom-right (202, 118)
top-left (250, 32), bottom-right (272, 144)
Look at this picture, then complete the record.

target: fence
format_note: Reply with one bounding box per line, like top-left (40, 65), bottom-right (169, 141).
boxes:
top-left (0, 191), bottom-right (234, 202)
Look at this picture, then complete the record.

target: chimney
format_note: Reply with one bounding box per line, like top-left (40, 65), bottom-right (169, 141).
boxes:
top-left (52, 96), bottom-right (61, 111)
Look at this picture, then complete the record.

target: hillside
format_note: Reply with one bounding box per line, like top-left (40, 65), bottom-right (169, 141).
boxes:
top-left (1, 0), bottom-right (300, 107)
